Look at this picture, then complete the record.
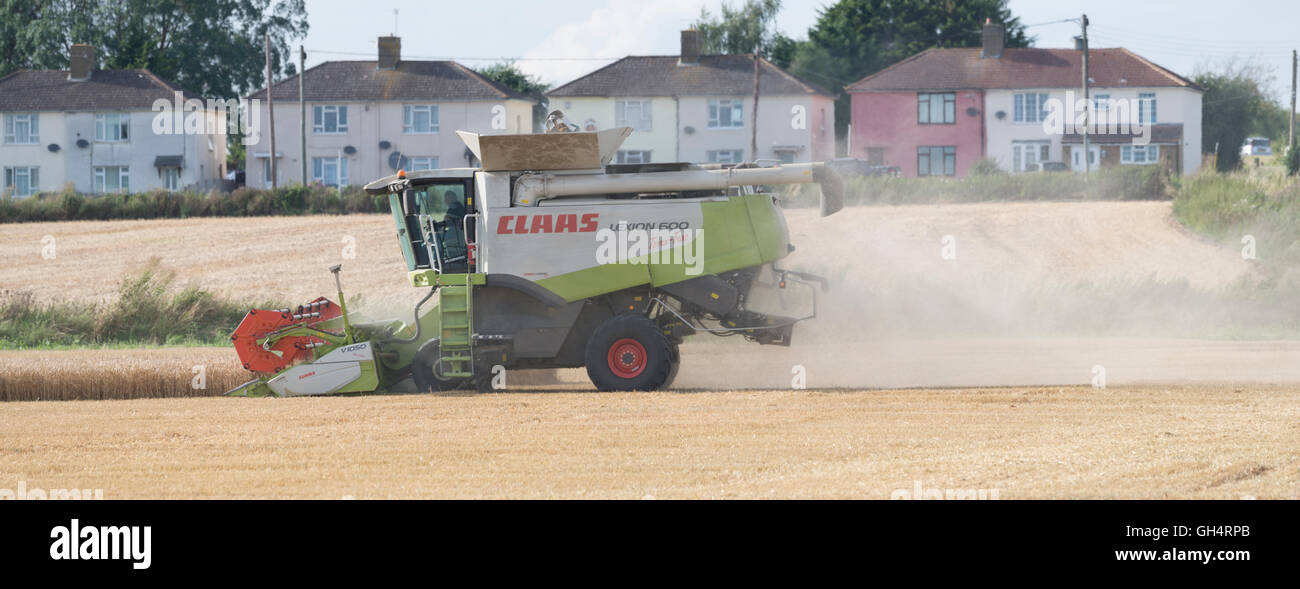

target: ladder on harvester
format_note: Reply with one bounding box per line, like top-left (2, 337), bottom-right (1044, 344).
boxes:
top-left (436, 273), bottom-right (474, 379)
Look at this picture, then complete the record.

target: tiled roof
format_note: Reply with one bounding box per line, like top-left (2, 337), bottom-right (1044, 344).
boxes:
top-left (847, 48), bottom-right (1201, 92)
top-left (246, 60), bottom-right (530, 102)
top-left (548, 55), bottom-right (832, 98)
top-left (0, 69), bottom-right (189, 111)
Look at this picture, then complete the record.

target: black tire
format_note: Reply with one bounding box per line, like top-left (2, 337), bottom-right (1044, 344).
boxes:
top-left (411, 340), bottom-right (473, 393)
top-left (662, 344), bottom-right (681, 390)
top-left (584, 314), bottom-right (675, 391)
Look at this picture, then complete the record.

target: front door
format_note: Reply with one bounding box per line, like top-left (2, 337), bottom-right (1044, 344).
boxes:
top-left (1071, 146), bottom-right (1099, 172)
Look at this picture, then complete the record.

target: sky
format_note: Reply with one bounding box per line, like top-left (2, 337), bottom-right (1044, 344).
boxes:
top-left (298, 0), bottom-right (1299, 100)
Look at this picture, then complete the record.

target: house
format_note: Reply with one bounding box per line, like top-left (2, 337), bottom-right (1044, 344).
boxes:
top-left (846, 22), bottom-right (1203, 177)
top-left (546, 30), bottom-right (836, 165)
top-left (244, 37), bottom-right (535, 188)
top-left (0, 45), bottom-right (227, 198)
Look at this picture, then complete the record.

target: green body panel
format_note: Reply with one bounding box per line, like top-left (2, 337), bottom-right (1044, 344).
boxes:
top-left (335, 359), bottom-right (381, 393)
top-left (410, 270), bottom-right (486, 288)
top-left (535, 194), bottom-right (788, 302)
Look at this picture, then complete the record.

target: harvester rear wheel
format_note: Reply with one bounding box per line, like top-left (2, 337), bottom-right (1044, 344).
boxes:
top-left (584, 314), bottom-right (675, 391)
top-left (412, 341), bottom-right (473, 393)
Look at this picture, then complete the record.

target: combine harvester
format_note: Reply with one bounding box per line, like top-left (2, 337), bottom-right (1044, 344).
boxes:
top-left (227, 123), bottom-right (843, 396)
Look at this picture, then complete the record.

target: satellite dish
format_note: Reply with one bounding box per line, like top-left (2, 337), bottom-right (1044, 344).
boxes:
top-left (343, 145), bottom-right (357, 155)
top-left (76, 138), bottom-right (89, 148)
top-left (378, 140), bottom-right (391, 150)
top-left (683, 126), bottom-right (696, 135)
top-left (387, 151), bottom-right (409, 171)
top-left (47, 143), bottom-right (61, 152)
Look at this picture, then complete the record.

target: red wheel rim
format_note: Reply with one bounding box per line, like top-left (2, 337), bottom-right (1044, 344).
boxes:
top-left (607, 338), bottom-right (647, 379)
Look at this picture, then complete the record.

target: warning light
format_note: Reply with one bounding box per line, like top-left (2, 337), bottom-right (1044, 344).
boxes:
top-left (397, 169), bottom-right (406, 179)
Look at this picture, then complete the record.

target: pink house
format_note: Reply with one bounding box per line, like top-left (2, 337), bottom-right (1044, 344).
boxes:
top-left (846, 21), bottom-right (1203, 177)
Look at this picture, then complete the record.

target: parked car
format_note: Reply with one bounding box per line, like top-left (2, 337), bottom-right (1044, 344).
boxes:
top-left (1240, 137), bottom-right (1272, 157)
top-left (1039, 161), bottom-right (1070, 172)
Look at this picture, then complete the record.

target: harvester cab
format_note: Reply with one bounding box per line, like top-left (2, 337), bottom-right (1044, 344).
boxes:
top-left (227, 121), bottom-right (844, 396)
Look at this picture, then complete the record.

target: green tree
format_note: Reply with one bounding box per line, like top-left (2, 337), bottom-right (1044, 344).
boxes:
top-left (1194, 61), bottom-right (1284, 172)
top-left (0, 0), bottom-right (308, 99)
top-left (474, 61), bottom-right (551, 132)
top-left (791, 0), bottom-right (1032, 142)
top-left (692, 0), bottom-right (785, 56)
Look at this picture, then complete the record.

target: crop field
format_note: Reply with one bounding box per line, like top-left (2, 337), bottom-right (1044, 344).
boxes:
top-left (1, 384), bottom-right (1297, 499)
top-left (2, 202), bottom-right (1297, 499)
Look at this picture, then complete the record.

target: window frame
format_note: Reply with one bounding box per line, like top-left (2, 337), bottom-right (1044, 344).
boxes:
top-left (706, 149), bottom-right (745, 164)
top-left (1012, 92), bottom-right (1051, 124)
top-left (916, 146), bottom-right (957, 176)
top-left (1137, 92), bottom-right (1157, 124)
top-left (707, 99), bottom-right (745, 129)
top-left (312, 105), bottom-right (349, 135)
top-left (917, 92), bottom-right (956, 125)
top-left (1121, 144), bottom-right (1160, 165)
top-left (312, 156), bottom-right (350, 186)
top-left (4, 166), bottom-right (39, 197)
top-left (3, 113), bottom-right (40, 144)
top-left (407, 156), bottom-right (439, 171)
top-left (94, 113), bottom-right (130, 142)
top-left (403, 104), bottom-right (439, 134)
top-left (615, 150), bottom-right (652, 164)
top-left (615, 99), bottom-right (653, 132)
top-left (93, 166), bottom-right (130, 193)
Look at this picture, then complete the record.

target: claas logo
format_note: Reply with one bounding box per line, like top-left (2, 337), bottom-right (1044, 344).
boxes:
top-left (497, 213), bottom-right (598, 235)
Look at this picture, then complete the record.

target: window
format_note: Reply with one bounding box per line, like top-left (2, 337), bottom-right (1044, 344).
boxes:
top-left (95, 113), bottom-right (129, 142)
top-left (1012, 141), bottom-right (1051, 172)
top-left (615, 150), bottom-right (652, 164)
top-left (261, 159), bottom-right (275, 189)
top-left (1121, 144), bottom-right (1159, 165)
top-left (312, 157), bottom-right (349, 186)
top-left (1092, 93), bottom-right (1110, 112)
top-left (777, 151), bottom-right (796, 164)
top-left (403, 105), bottom-right (438, 134)
top-left (3, 166), bottom-right (39, 197)
top-left (917, 93), bottom-right (956, 124)
top-left (3, 114), bottom-right (39, 144)
top-left (615, 100), bottom-right (653, 131)
top-left (162, 167), bottom-right (180, 191)
top-left (917, 146), bottom-right (956, 176)
top-left (312, 105), bottom-right (348, 134)
top-left (1137, 93), bottom-right (1157, 124)
top-left (865, 148), bottom-right (886, 166)
top-left (706, 149), bottom-right (744, 164)
top-left (708, 99), bottom-right (744, 128)
top-left (1013, 93), bottom-right (1050, 123)
top-left (93, 167), bottom-right (129, 193)
top-left (407, 156), bottom-right (438, 171)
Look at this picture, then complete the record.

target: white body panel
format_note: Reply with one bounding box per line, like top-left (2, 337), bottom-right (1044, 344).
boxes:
top-left (266, 342), bottom-right (374, 397)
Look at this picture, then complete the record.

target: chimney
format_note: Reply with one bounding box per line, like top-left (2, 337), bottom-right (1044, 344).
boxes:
top-left (980, 19), bottom-right (1004, 59)
top-left (680, 29), bottom-right (701, 66)
top-left (378, 36), bottom-right (401, 70)
top-left (69, 44), bottom-right (94, 81)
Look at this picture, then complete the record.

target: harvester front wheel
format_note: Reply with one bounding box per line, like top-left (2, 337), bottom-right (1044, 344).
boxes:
top-left (584, 314), bottom-right (676, 391)
top-left (412, 341), bottom-right (473, 393)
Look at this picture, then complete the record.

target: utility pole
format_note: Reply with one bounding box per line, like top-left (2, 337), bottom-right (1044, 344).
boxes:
top-left (751, 46), bottom-right (760, 164)
top-left (265, 34), bottom-right (277, 188)
top-left (300, 45), bottom-right (307, 185)
top-left (1290, 49), bottom-right (1296, 151)
top-left (1080, 14), bottom-right (1090, 174)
